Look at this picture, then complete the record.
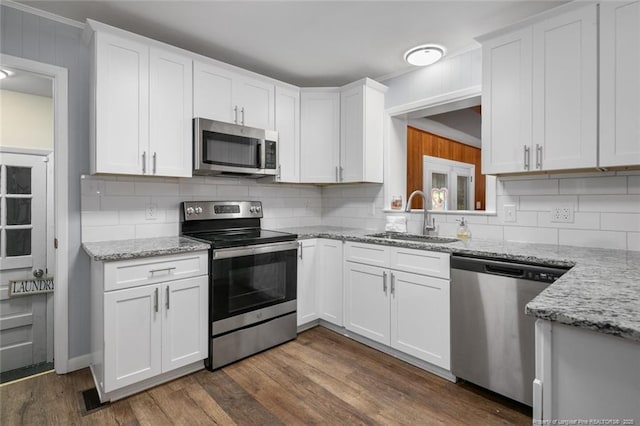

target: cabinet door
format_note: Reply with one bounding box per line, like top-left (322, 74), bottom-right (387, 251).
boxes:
top-left (94, 32), bottom-right (149, 175)
top-left (104, 285), bottom-right (161, 392)
top-left (300, 90), bottom-right (341, 183)
top-left (297, 239), bottom-right (318, 326)
top-left (275, 86), bottom-right (300, 182)
top-left (600, 1), bottom-right (640, 167)
top-left (340, 84), bottom-right (364, 182)
top-left (149, 48), bottom-right (193, 177)
top-left (390, 271), bottom-right (450, 369)
top-left (317, 239), bottom-right (343, 326)
top-left (532, 4), bottom-right (597, 171)
top-left (481, 27), bottom-right (533, 174)
top-left (161, 276), bottom-right (207, 372)
top-left (193, 61), bottom-right (236, 124)
top-left (343, 262), bottom-right (389, 345)
top-left (237, 77), bottom-right (275, 130)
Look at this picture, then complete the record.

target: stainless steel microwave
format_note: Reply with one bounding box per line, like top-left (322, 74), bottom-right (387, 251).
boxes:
top-left (193, 118), bottom-right (278, 177)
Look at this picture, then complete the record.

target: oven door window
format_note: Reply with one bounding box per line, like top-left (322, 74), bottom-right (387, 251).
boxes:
top-left (203, 130), bottom-right (260, 169)
top-left (212, 249), bottom-right (296, 320)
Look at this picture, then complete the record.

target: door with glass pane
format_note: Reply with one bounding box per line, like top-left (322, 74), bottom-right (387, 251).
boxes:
top-left (423, 155), bottom-right (475, 211)
top-left (0, 152), bottom-right (48, 373)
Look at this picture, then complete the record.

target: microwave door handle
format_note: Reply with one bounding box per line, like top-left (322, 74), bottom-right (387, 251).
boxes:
top-left (258, 139), bottom-right (266, 170)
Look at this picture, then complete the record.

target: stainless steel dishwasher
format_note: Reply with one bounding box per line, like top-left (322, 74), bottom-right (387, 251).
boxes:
top-left (450, 255), bottom-right (569, 406)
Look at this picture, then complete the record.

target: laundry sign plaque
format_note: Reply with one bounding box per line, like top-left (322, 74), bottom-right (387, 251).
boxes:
top-left (8, 277), bottom-right (54, 297)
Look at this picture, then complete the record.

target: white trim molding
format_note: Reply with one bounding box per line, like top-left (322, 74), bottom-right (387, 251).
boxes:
top-left (0, 54), bottom-right (70, 374)
top-left (1, 0), bottom-right (84, 29)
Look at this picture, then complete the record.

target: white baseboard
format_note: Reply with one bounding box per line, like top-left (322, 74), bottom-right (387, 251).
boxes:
top-left (67, 354), bottom-right (91, 372)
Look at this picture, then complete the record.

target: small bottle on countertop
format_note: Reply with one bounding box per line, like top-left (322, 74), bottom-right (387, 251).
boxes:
top-left (456, 217), bottom-right (471, 240)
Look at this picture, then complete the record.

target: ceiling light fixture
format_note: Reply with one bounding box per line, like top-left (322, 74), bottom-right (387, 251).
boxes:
top-left (0, 69), bottom-right (9, 80)
top-left (404, 45), bottom-right (445, 67)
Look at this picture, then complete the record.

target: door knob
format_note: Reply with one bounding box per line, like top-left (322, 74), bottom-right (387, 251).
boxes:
top-left (33, 269), bottom-right (44, 278)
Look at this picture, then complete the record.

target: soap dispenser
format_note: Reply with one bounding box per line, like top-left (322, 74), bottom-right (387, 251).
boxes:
top-left (456, 217), bottom-right (471, 240)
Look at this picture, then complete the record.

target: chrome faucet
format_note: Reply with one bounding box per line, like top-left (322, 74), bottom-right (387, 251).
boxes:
top-left (405, 190), bottom-right (437, 235)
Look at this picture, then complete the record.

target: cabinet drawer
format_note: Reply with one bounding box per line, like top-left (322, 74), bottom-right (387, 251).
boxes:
top-left (390, 247), bottom-right (450, 279)
top-left (344, 242), bottom-right (390, 268)
top-left (104, 251), bottom-right (208, 291)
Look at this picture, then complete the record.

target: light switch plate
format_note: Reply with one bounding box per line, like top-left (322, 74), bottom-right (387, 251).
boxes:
top-left (504, 204), bottom-right (516, 222)
top-left (146, 203), bottom-right (158, 220)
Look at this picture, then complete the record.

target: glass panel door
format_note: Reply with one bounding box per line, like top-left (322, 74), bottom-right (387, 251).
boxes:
top-left (203, 131), bottom-right (260, 168)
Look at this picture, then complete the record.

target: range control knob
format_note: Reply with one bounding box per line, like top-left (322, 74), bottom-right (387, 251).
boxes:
top-left (249, 206), bottom-right (256, 213)
top-left (255, 205), bottom-right (262, 213)
top-left (186, 207), bottom-right (195, 216)
top-left (195, 206), bottom-right (203, 215)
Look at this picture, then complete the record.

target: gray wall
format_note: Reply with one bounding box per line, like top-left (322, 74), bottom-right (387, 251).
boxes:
top-left (1, 5), bottom-right (91, 358)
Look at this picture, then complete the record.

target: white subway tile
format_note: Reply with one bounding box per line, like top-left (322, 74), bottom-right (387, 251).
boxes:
top-left (501, 179), bottom-right (559, 196)
top-left (81, 178), bottom-right (105, 196)
top-left (628, 233), bottom-right (640, 251)
top-left (100, 195), bottom-right (150, 210)
top-left (82, 225), bottom-right (135, 243)
top-left (466, 224), bottom-right (505, 241)
top-left (559, 177), bottom-right (627, 195)
top-left (444, 214), bottom-right (488, 224)
top-left (104, 181), bottom-right (135, 196)
top-left (119, 209), bottom-right (167, 225)
top-left (220, 185), bottom-right (248, 197)
top-left (81, 195), bottom-right (100, 212)
top-left (629, 176), bottom-right (640, 194)
top-left (82, 211), bottom-right (119, 226)
top-left (135, 181), bottom-right (179, 196)
top-left (178, 183), bottom-right (217, 197)
top-left (149, 196), bottom-right (182, 210)
top-left (134, 222), bottom-right (179, 239)
top-left (519, 196), bottom-right (578, 212)
top-left (488, 210), bottom-right (538, 227)
top-left (537, 212), bottom-right (600, 230)
top-left (601, 213), bottom-right (640, 232)
top-left (503, 226), bottom-right (558, 245)
top-left (579, 195), bottom-right (640, 213)
top-left (559, 229), bottom-right (627, 250)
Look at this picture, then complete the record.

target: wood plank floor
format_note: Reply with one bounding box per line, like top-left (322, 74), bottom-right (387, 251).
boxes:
top-left (0, 326), bottom-right (531, 425)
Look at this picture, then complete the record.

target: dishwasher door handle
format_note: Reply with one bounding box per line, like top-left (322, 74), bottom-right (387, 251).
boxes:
top-left (484, 264), bottom-right (526, 278)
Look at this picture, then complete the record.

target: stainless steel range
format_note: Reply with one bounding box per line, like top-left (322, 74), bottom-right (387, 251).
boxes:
top-left (180, 201), bottom-right (298, 370)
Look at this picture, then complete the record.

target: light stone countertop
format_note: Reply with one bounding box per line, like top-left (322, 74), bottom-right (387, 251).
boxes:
top-left (278, 225), bottom-right (640, 343)
top-left (82, 236), bottom-right (211, 261)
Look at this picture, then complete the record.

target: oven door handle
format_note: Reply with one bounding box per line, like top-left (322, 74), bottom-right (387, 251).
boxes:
top-left (213, 241), bottom-right (299, 260)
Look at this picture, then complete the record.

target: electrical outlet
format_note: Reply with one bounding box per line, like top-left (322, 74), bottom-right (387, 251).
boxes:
top-left (551, 205), bottom-right (574, 223)
top-left (504, 204), bottom-right (516, 222)
top-left (145, 203), bottom-right (158, 220)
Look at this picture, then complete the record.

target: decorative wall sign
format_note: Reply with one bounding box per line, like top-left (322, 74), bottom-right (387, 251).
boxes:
top-left (8, 277), bottom-right (54, 297)
top-left (431, 187), bottom-right (448, 210)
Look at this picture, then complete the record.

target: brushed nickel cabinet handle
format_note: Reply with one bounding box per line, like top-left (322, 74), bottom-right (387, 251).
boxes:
top-left (166, 286), bottom-right (170, 310)
top-left (383, 271), bottom-right (388, 293)
top-left (536, 144), bottom-right (542, 169)
top-left (233, 106), bottom-right (238, 124)
top-left (299, 242), bottom-right (303, 259)
top-left (152, 152), bottom-right (157, 174)
top-left (142, 151), bottom-right (147, 174)
top-left (240, 107), bottom-right (245, 125)
top-left (390, 273), bottom-right (395, 296)
top-left (523, 146), bottom-right (530, 170)
top-left (154, 288), bottom-right (159, 313)
top-left (149, 266), bottom-right (176, 274)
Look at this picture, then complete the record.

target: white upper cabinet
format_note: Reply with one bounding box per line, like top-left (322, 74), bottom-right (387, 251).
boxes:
top-left (480, 4), bottom-right (598, 174)
top-left (300, 79), bottom-right (387, 184)
top-left (93, 32), bottom-right (150, 176)
top-left (193, 61), bottom-right (275, 130)
top-left (300, 88), bottom-right (341, 183)
top-left (89, 22), bottom-right (192, 177)
top-left (481, 28), bottom-right (533, 174)
top-left (600, 1), bottom-right (640, 167)
top-left (149, 48), bottom-right (193, 177)
top-left (275, 85), bottom-right (300, 183)
top-left (340, 78), bottom-right (386, 183)
top-left (532, 5), bottom-right (597, 171)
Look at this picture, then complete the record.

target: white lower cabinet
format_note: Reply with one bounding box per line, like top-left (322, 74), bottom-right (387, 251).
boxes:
top-left (296, 239), bottom-right (344, 327)
top-left (91, 251), bottom-right (208, 402)
top-left (344, 242), bottom-right (451, 370)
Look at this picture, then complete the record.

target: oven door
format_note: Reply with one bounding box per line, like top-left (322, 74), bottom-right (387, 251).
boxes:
top-left (211, 241), bottom-right (297, 323)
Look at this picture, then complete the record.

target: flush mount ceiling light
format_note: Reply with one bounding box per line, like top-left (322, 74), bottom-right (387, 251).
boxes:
top-left (404, 45), bottom-right (445, 66)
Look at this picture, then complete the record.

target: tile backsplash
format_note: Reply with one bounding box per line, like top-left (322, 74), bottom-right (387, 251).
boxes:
top-left (80, 175), bottom-right (322, 242)
top-left (81, 171), bottom-right (640, 251)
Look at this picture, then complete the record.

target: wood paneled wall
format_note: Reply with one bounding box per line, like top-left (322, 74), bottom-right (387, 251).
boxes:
top-left (406, 126), bottom-right (485, 210)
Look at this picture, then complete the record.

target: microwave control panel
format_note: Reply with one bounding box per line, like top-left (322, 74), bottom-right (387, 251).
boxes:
top-left (264, 141), bottom-right (277, 170)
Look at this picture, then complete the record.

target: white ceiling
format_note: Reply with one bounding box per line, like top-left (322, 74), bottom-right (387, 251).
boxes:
top-left (0, 67), bottom-right (53, 97)
top-left (19, 1), bottom-right (567, 86)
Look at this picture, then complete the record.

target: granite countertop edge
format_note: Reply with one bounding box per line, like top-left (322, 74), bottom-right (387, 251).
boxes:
top-left (82, 236), bottom-right (211, 262)
top-left (283, 226), bottom-right (640, 344)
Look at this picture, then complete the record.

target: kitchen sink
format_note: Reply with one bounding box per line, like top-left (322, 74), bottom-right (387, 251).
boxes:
top-left (365, 232), bottom-right (459, 244)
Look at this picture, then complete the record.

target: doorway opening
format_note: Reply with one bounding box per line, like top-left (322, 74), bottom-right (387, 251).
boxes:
top-left (0, 67), bottom-right (55, 384)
